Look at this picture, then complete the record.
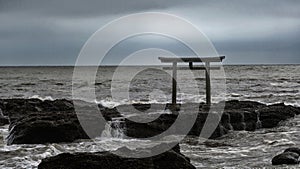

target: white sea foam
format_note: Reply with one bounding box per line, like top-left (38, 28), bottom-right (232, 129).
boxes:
top-left (96, 98), bottom-right (169, 108)
top-left (95, 99), bottom-right (125, 108)
top-left (230, 93), bottom-right (242, 97)
top-left (285, 102), bottom-right (300, 107)
top-left (101, 120), bottom-right (124, 139)
top-left (270, 81), bottom-right (289, 86)
top-left (29, 95), bottom-right (54, 101)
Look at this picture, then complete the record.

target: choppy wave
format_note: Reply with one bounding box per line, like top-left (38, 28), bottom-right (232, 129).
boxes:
top-left (0, 65), bottom-right (299, 107)
top-left (1, 114), bottom-right (300, 168)
top-left (29, 95), bottom-right (55, 101)
top-left (0, 65), bottom-right (300, 168)
top-left (27, 92), bottom-right (300, 109)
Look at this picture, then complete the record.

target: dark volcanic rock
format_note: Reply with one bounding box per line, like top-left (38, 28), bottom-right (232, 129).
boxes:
top-left (124, 100), bottom-right (300, 139)
top-left (0, 117), bottom-right (9, 126)
top-left (6, 110), bottom-right (90, 145)
top-left (284, 147), bottom-right (300, 156)
top-left (38, 147), bottom-right (196, 169)
top-left (224, 100), bottom-right (265, 110)
top-left (2, 98), bottom-right (124, 144)
top-left (1, 98), bottom-right (300, 144)
top-left (1, 99), bottom-right (90, 145)
top-left (124, 113), bottom-right (177, 138)
top-left (260, 103), bottom-right (298, 128)
top-left (272, 152), bottom-right (299, 165)
top-left (124, 109), bottom-right (227, 139)
top-left (0, 108), bottom-right (9, 126)
top-left (225, 101), bottom-right (300, 129)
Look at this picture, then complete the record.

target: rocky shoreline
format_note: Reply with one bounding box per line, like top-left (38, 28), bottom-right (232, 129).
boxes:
top-left (0, 98), bottom-right (300, 168)
top-left (1, 99), bottom-right (299, 144)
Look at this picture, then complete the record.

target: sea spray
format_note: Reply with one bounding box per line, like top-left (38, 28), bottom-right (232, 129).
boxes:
top-left (101, 119), bottom-right (125, 139)
top-left (0, 125), bottom-right (8, 148)
top-left (240, 113), bottom-right (246, 130)
top-left (255, 110), bottom-right (262, 129)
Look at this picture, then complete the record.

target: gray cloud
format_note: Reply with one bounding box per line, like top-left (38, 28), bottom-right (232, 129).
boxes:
top-left (0, 0), bottom-right (299, 65)
top-left (0, 0), bottom-right (192, 18)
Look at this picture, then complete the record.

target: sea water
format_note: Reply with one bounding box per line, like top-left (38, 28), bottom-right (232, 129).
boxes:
top-left (0, 65), bottom-right (299, 168)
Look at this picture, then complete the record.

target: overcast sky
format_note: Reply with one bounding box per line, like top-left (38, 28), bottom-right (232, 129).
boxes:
top-left (0, 0), bottom-right (299, 65)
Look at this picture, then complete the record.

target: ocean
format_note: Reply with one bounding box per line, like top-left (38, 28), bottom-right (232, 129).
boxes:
top-left (0, 65), bottom-right (299, 168)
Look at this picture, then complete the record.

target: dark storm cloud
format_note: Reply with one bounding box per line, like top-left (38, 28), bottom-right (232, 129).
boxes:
top-left (0, 0), bottom-right (192, 18)
top-left (0, 0), bottom-right (299, 65)
top-left (1, 0), bottom-right (299, 19)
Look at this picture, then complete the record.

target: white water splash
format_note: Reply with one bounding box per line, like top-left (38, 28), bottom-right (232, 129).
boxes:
top-left (101, 120), bottom-right (125, 139)
top-left (29, 95), bottom-right (54, 101)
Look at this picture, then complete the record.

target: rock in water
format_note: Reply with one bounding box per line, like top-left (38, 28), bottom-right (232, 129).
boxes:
top-left (1, 98), bottom-right (300, 144)
top-left (272, 152), bottom-right (299, 165)
top-left (260, 103), bottom-right (300, 128)
top-left (0, 108), bottom-right (9, 126)
top-left (38, 148), bottom-right (196, 169)
top-left (284, 147), bottom-right (300, 156)
top-left (0, 117), bottom-right (9, 126)
top-left (3, 99), bottom-right (91, 145)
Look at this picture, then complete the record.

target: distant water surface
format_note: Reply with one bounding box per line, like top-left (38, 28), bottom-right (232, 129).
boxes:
top-left (0, 65), bottom-right (299, 106)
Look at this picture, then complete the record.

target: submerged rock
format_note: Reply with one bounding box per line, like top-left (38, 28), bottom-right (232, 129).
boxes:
top-left (38, 147), bottom-right (196, 169)
top-left (0, 99), bottom-right (299, 144)
top-left (272, 152), bottom-right (299, 165)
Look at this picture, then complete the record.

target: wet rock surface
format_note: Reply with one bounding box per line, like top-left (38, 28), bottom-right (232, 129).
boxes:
top-left (272, 147), bottom-right (300, 165)
top-left (1, 99), bottom-right (91, 144)
top-left (0, 108), bottom-right (9, 126)
top-left (284, 147), bottom-right (300, 155)
top-left (0, 99), bottom-right (299, 144)
top-left (272, 152), bottom-right (299, 165)
top-left (38, 146), bottom-right (195, 169)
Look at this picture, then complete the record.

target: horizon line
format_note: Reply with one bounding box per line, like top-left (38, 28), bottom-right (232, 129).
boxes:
top-left (0, 63), bottom-right (299, 67)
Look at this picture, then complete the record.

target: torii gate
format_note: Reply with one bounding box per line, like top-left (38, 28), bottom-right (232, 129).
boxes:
top-left (159, 56), bottom-right (225, 105)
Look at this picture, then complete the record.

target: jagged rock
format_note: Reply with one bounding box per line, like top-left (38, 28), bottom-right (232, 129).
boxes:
top-left (2, 99), bottom-right (90, 145)
top-left (6, 111), bottom-right (90, 145)
top-left (124, 111), bottom-right (228, 139)
top-left (0, 99), bottom-right (299, 145)
top-left (272, 152), bottom-right (299, 165)
top-left (284, 147), bottom-right (300, 156)
top-left (0, 116), bottom-right (9, 126)
top-left (0, 108), bottom-right (9, 126)
top-left (38, 147), bottom-right (196, 169)
top-left (224, 100), bottom-right (264, 110)
top-left (260, 103), bottom-right (298, 128)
